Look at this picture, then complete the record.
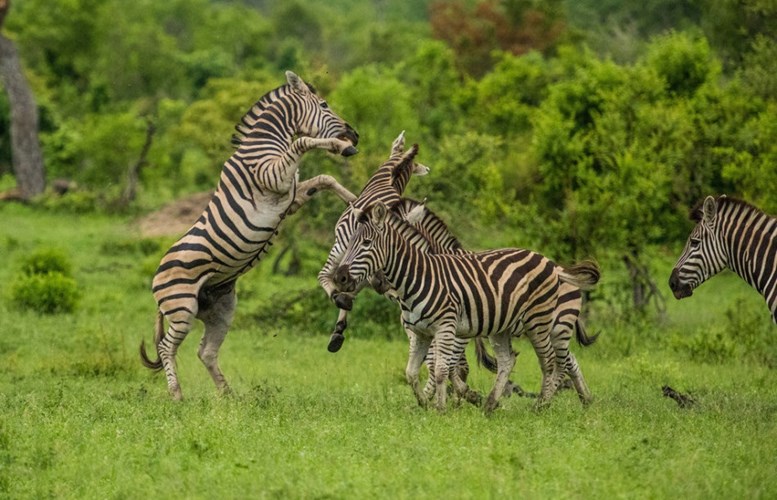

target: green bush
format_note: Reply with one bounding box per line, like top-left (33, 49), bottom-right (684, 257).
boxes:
top-left (19, 248), bottom-right (73, 277)
top-left (10, 272), bottom-right (80, 314)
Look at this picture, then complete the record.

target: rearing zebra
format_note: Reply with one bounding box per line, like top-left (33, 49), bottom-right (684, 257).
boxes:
top-left (670, 195), bottom-right (776, 323)
top-left (334, 201), bottom-right (599, 413)
top-left (140, 71), bottom-right (359, 400)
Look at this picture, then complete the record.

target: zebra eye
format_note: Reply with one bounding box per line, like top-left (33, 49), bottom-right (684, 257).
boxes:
top-left (690, 238), bottom-right (701, 248)
top-left (361, 239), bottom-right (372, 248)
top-left (320, 101), bottom-right (329, 109)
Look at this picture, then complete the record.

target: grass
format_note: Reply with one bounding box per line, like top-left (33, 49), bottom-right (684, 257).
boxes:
top-left (1, 203), bottom-right (776, 499)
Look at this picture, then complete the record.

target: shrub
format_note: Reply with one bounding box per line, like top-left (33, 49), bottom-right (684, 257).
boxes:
top-left (19, 248), bottom-right (73, 277)
top-left (10, 272), bottom-right (80, 314)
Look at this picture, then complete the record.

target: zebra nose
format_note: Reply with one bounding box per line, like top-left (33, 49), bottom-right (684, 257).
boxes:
top-left (334, 265), bottom-right (351, 286)
top-left (343, 124), bottom-right (359, 146)
top-left (668, 269), bottom-right (680, 291)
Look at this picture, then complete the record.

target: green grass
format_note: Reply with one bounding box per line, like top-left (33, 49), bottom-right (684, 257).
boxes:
top-left (1, 204), bottom-right (776, 499)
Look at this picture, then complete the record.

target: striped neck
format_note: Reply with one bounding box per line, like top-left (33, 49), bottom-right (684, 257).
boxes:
top-left (715, 198), bottom-right (776, 306)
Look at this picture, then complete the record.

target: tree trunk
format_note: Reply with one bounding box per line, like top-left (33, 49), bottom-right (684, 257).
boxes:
top-left (0, 31), bottom-right (45, 199)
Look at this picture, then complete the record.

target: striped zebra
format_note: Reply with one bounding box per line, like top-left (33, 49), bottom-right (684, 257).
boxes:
top-left (670, 195), bottom-right (776, 323)
top-left (140, 71), bottom-right (359, 400)
top-left (318, 131), bottom-right (429, 352)
top-left (334, 201), bottom-right (599, 413)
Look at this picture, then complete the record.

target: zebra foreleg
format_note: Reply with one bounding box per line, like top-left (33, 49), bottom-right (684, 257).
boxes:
top-left (484, 332), bottom-right (516, 415)
top-left (405, 329), bottom-right (432, 408)
top-left (196, 286), bottom-right (237, 396)
top-left (287, 175), bottom-right (356, 215)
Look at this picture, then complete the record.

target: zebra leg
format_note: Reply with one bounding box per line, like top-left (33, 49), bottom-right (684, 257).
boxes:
top-left (157, 304), bottom-right (199, 401)
top-left (527, 327), bottom-right (557, 409)
top-left (287, 175), bottom-right (356, 215)
top-left (564, 352), bottom-right (593, 405)
top-left (406, 330), bottom-right (433, 408)
top-left (484, 332), bottom-right (516, 415)
top-left (327, 308), bottom-right (349, 353)
top-left (196, 286), bottom-right (237, 395)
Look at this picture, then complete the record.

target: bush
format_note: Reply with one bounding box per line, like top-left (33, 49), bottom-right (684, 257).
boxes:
top-left (10, 272), bottom-right (80, 314)
top-left (19, 248), bottom-right (73, 277)
top-left (10, 247), bottom-right (79, 314)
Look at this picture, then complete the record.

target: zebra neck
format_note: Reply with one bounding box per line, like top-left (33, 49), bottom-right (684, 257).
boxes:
top-left (381, 222), bottom-right (432, 302)
top-left (719, 204), bottom-right (777, 304)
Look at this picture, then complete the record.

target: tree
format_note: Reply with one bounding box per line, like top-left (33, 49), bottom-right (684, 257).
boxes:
top-left (0, 0), bottom-right (44, 199)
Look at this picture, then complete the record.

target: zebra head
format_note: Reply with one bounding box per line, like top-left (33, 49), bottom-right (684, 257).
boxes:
top-left (334, 202), bottom-right (391, 292)
top-left (285, 71), bottom-right (359, 156)
top-left (669, 196), bottom-right (728, 299)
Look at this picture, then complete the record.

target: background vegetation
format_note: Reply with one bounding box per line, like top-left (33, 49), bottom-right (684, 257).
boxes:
top-left (1, 1), bottom-right (776, 497)
top-left (2, 0), bottom-right (775, 312)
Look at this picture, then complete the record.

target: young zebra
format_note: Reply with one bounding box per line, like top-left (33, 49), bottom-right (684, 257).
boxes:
top-left (140, 72), bottom-right (359, 400)
top-left (670, 195), bottom-right (776, 323)
top-left (334, 202), bottom-right (599, 413)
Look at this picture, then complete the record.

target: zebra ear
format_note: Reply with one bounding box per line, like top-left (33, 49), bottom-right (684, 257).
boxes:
top-left (285, 71), bottom-right (309, 95)
top-left (413, 162), bottom-right (430, 176)
top-left (405, 199), bottom-right (427, 225)
top-left (702, 196), bottom-right (717, 225)
top-left (352, 207), bottom-right (367, 225)
top-left (372, 202), bottom-right (389, 229)
top-left (391, 131), bottom-right (406, 156)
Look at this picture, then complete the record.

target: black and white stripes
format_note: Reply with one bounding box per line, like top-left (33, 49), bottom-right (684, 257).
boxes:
top-left (670, 195), bottom-right (777, 323)
top-left (141, 72), bottom-right (359, 400)
top-left (335, 202), bottom-right (599, 412)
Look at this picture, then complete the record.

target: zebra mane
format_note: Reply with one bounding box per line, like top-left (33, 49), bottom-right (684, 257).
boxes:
top-left (376, 204), bottom-right (434, 253)
top-left (689, 195), bottom-right (769, 223)
top-left (398, 198), bottom-right (463, 253)
top-left (230, 81), bottom-right (317, 147)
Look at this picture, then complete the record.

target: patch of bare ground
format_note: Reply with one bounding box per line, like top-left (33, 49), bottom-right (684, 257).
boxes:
top-left (135, 191), bottom-right (212, 238)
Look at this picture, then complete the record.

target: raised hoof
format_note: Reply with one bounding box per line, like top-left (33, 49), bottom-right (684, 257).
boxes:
top-left (341, 145), bottom-right (358, 157)
top-left (328, 333), bottom-right (345, 353)
top-left (333, 293), bottom-right (353, 311)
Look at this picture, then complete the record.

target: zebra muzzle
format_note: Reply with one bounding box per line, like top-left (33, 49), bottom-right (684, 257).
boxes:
top-left (341, 145), bottom-right (358, 157)
top-left (334, 265), bottom-right (353, 289)
top-left (668, 268), bottom-right (693, 299)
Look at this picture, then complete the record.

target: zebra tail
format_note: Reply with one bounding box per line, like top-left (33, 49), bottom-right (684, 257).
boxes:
top-left (474, 337), bottom-right (498, 373)
top-left (575, 318), bottom-right (599, 347)
top-left (559, 260), bottom-right (601, 290)
top-left (139, 310), bottom-right (164, 372)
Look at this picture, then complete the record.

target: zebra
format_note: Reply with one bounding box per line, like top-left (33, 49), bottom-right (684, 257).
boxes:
top-left (318, 135), bottom-right (525, 405)
top-left (669, 195), bottom-right (776, 323)
top-left (333, 201), bottom-right (599, 413)
top-left (140, 71), bottom-right (360, 400)
top-left (318, 131), bottom-right (429, 353)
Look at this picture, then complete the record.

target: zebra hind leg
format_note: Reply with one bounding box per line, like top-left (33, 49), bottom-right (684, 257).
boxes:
top-left (196, 286), bottom-right (237, 396)
top-left (157, 306), bottom-right (198, 401)
top-left (405, 330), bottom-right (432, 408)
top-left (484, 332), bottom-right (516, 415)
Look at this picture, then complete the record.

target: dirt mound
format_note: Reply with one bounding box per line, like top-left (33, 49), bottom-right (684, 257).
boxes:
top-left (135, 191), bottom-right (213, 238)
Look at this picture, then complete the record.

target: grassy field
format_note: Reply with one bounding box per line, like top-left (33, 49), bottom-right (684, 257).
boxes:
top-left (1, 204), bottom-right (776, 499)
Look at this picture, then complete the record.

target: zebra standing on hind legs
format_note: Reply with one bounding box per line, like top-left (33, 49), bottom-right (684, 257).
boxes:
top-left (669, 195), bottom-right (776, 323)
top-left (334, 201), bottom-right (600, 413)
top-left (140, 71), bottom-right (360, 400)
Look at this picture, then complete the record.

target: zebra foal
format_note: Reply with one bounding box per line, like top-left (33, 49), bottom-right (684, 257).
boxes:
top-left (670, 195), bottom-right (776, 323)
top-left (334, 202), bottom-right (599, 413)
top-left (140, 72), bottom-right (359, 400)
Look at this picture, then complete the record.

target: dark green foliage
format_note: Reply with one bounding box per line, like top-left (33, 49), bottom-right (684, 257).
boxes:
top-left (10, 247), bottom-right (79, 314)
top-left (19, 247), bottom-right (73, 278)
top-left (10, 272), bottom-right (79, 314)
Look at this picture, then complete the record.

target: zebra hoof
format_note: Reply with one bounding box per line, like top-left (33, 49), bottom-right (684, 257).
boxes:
top-left (328, 333), bottom-right (345, 353)
top-left (341, 145), bottom-right (358, 157)
top-left (333, 294), bottom-right (353, 311)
